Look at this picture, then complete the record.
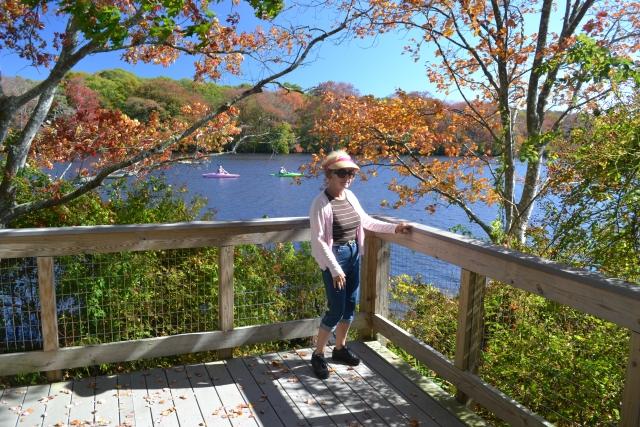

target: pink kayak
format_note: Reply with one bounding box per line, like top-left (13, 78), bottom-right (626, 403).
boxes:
top-left (202, 172), bottom-right (240, 178)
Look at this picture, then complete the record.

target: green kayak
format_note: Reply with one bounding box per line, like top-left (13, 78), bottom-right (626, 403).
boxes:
top-left (270, 172), bottom-right (303, 177)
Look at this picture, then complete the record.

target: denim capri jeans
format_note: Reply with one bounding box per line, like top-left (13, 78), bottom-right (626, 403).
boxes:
top-left (319, 240), bottom-right (360, 332)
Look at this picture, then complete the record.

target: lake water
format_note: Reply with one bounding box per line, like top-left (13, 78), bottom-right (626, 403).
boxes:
top-left (151, 153), bottom-right (502, 237)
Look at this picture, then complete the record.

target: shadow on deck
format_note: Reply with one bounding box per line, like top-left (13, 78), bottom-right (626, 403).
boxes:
top-left (0, 341), bottom-right (484, 427)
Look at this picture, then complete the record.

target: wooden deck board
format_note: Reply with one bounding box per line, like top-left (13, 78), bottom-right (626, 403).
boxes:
top-left (145, 367), bottom-right (180, 426)
top-left (94, 374), bottom-right (119, 426)
top-left (291, 348), bottom-right (387, 426)
top-left (41, 380), bottom-right (73, 427)
top-left (0, 385), bottom-right (27, 427)
top-left (340, 346), bottom-right (437, 426)
top-left (164, 365), bottom-right (207, 426)
top-left (271, 350), bottom-right (360, 426)
top-left (69, 377), bottom-right (97, 426)
top-left (15, 383), bottom-right (49, 426)
top-left (259, 352), bottom-right (335, 427)
top-left (1, 341), bottom-right (478, 426)
top-left (301, 348), bottom-right (409, 426)
top-left (130, 370), bottom-right (154, 426)
top-left (205, 360), bottom-right (258, 427)
top-left (226, 357), bottom-right (285, 427)
top-left (242, 356), bottom-right (310, 426)
top-left (115, 372), bottom-right (138, 427)
top-left (186, 363), bottom-right (232, 427)
top-left (352, 341), bottom-right (468, 427)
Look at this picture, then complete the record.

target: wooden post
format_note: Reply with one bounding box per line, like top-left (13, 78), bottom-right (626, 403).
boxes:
top-left (359, 233), bottom-right (390, 341)
top-left (621, 331), bottom-right (640, 427)
top-left (218, 246), bottom-right (234, 359)
top-left (454, 269), bottom-right (486, 405)
top-left (37, 257), bottom-right (62, 381)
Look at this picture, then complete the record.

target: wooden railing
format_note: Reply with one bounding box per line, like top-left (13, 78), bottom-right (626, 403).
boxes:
top-left (0, 217), bottom-right (638, 426)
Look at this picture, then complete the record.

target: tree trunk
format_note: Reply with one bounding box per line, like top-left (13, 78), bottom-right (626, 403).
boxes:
top-left (499, 105), bottom-right (516, 237)
top-left (512, 152), bottom-right (544, 243)
top-left (0, 85), bottom-right (56, 218)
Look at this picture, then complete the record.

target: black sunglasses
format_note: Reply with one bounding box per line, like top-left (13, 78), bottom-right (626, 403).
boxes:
top-left (333, 169), bottom-right (357, 178)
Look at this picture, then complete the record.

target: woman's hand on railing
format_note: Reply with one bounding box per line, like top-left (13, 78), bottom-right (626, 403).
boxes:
top-left (394, 223), bottom-right (412, 234)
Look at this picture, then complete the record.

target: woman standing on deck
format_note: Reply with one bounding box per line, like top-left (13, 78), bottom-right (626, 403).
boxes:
top-left (309, 150), bottom-right (411, 379)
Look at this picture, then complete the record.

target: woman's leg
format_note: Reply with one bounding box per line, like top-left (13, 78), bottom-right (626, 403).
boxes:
top-left (335, 244), bottom-right (360, 349)
top-left (314, 326), bottom-right (331, 355)
top-left (315, 266), bottom-right (346, 354)
top-left (334, 321), bottom-right (350, 349)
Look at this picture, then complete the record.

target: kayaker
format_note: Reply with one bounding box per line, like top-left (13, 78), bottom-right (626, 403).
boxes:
top-left (308, 150), bottom-right (411, 379)
top-left (279, 166), bottom-right (288, 174)
top-left (217, 164), bottom-right (229, 174)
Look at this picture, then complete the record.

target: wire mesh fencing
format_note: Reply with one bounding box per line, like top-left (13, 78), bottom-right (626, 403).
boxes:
top-left (386, 242), bottom-right (628, 426)
top-left (0, 257), bottom-right (42, 353)
top-left (54, 248), bottom-right (220, 347)
top-left (233, 242), bottom-right (324, 327)
top-left (0, 242), bottom-right (324, 354)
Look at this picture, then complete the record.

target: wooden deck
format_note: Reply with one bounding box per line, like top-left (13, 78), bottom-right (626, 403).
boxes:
top-left (0, 342), bottom-right (484, 427)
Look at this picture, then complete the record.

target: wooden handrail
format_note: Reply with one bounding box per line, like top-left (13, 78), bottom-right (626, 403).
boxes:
top-left (373, 222), bottom-right (640, 333)
top-left (0, 217), bottom-right (311, 258)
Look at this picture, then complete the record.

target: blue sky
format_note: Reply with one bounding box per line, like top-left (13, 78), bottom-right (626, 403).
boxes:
top-left (1, 2), bottom-right (438, 98)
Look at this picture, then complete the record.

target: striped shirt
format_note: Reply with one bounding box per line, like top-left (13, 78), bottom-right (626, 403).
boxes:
top-left (325, 190), bottom-right (360, 244)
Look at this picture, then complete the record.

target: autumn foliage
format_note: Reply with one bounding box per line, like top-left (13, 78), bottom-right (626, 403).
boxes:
top-left (0, 0), bottom-right (363, 226)
top-left (312, 90), bottom-right (500, 230)
top-left (319, 0), bottom-right (640, 242)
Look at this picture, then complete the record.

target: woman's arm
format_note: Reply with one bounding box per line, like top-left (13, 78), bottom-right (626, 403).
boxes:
top-left (348, 191), bottom-right (412, 234)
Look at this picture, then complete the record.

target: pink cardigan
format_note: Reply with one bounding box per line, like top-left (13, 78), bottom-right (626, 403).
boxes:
top-left (309, 189), bottom-right (397, 277)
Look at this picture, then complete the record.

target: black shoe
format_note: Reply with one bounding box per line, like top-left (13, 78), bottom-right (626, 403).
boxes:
top-left (332, 346), bottom-right (360, 366)
top-left (311, 352), bottom-right (329, 379)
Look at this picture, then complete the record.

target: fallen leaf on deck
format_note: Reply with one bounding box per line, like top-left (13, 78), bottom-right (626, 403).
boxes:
top-left (19, 407), bottom-right (34, 416)
top-left (96, 416), bottom-right (110, 426)
top-left (160, 407), bottom-right (176, 416)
